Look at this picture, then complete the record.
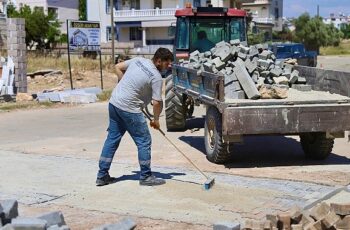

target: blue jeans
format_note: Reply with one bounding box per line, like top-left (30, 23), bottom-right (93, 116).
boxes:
top-left (97, 103), bottom-right (152, 180)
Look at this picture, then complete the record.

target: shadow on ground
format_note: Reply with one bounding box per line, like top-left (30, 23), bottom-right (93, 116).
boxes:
top-left (179, 132), bottom-right (350, 168)
top-left (113, 171), bottom-right (186, 183)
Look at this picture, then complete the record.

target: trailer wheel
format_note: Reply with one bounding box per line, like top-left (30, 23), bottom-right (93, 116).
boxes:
top-left (165, 75), bottom-right (186, 131)
top-left (300, 132), bottom-right (334, 160)
top-left (204, 106), bottom-right (231, 164)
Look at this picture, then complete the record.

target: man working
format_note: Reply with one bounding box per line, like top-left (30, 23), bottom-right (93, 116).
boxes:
top-left (96, 48), bottom-right (173, 186)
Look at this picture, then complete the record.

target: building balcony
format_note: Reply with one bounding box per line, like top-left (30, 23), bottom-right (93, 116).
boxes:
top-left (252, 17), bottom-right (274, 25)
top-left (242, 0), bottom-right (270, 6)
top-left (114, 8), bottom-right (177, 22)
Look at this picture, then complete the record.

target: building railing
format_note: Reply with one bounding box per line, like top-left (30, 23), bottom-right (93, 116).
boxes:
top-left (114, 8), bottom-right (177, 18)
top-left (252, 17), bottom-right (274, 24)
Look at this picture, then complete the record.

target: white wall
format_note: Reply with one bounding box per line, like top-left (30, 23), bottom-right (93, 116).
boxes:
top-left (147, 27), bottom-right (169, 39)
top-left (87, 0), bottom-right (110, 43)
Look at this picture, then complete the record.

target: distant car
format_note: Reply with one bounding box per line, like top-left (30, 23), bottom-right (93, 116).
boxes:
top-left (270, 43), bottom-right (317, 67)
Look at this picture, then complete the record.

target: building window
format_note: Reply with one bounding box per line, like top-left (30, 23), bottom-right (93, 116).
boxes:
top-left (193, 0), bottom-right (201, 7)
top-left (130, 27), bottom-right (142, 41)
top-left (130, 0), bottom-right (140, 9)
top-left (48, 7), bottom-right (58, 20)
top-left (106, 0), bottom-right (119, 14)
top-left (275, 8), bottom-right (279, 19)
top-left (154, 0), bottom-right (161, 9)
top-left (107, 26), bottom-right (117, 41)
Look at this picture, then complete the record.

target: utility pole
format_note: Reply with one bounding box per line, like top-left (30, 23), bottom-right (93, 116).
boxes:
top-left (110, 0), bottom-right (115, 64)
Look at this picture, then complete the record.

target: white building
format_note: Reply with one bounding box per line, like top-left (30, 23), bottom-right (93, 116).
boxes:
top-left (9, 0), bottom-right (79, 33)
top-left (323, 13), bottom-right (349, 30)
top-left (236, 0), bottom-right (283, 40)
top-left (87, 0), bottom-right (283, 49)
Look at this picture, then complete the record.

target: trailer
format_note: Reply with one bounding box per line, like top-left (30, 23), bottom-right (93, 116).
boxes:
top-left (165, 64), bottom-right (350, 163)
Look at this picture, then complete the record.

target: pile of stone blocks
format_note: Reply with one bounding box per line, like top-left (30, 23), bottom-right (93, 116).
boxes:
top-left (181, 40), bottom-right (310, 100)
top-left (242, 202), bottom-right (349, 230)
top-left (0, 199), bottom-right (70, 230)
top-left (36, 87), bottom-right (102, 104)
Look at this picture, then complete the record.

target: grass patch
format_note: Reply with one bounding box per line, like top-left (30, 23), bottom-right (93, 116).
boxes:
top-left (97, 89), bottom-right (112, 101)
top-left (27, 53), bottom-right (116, 73)
top-left (320, 40), bottom-right (350, 55)
top-left (0, 101), bottom-right (59, 112)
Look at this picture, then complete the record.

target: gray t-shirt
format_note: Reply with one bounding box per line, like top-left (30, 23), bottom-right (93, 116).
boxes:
top-left (110, 57), bottom-right (163, 113)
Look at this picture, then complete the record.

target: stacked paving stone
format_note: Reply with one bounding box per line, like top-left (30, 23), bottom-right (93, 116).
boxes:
top-left (6, 18), bottom-right (27, 93)
top-left (181, 40), bottom-right (310, 100)
top-left (0, 199), bottom-right (70, 230)
top-left (238, 202), bottom-right (349, 230)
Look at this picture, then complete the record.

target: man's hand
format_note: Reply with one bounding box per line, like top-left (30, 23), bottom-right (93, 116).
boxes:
top-left (150, 120), bottom-right (160, 130)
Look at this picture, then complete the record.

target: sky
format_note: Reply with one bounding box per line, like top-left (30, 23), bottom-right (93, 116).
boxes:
top-left (283, 0), bottom-right (350, 18)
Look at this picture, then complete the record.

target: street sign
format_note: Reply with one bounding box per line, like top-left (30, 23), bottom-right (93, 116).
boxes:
top-left (67, 20), bottom-right (101, 52)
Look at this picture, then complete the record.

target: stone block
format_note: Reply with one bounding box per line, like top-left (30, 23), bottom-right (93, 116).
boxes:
top-left (216, 41), bottom-right (226, 48)
top-left (238, 52), bottom-right (247, 61)
top-left (336, 215), bottom-right (350, 229)
top-left (249, 46), bottom-right (259, 57)
top-left (260, 71), bottom-right (270, 78)
top-left (213, 221), bottom-right (240, 230)
top-left (297, 77), bottom-right (307, 84)
top-left (12, 217), bottom-right (47, 230)
top-left (330, 203), bottom-right (350, 216)
top-left (244, 220), bottom-right (265, 229)
top-left (217, 48), bottom-right (232, 62)
top-left (291, 224), bottom-right (302, 230)
top-left (92, 217), bottom-right (136, 230)
top-left (204, 62), bottom-right (213, 72)
top-left (204, 51), bottom-right (211, 57)
top-left (258, 59), bottom-right (271, 69)
top-left (240, 46), bottom-right (250, 54)
top-left (273, 76), bottom-right (289, 85)
top-left (212, 57), bottom-right (225, 71)
top-left (230, 46), bottom-right (239, 56)
top-left (0, 200), bottom-right (18, 222)
top-left (291, 84), bottom-right (312, 91)
top-left (225, 89), bottom-right (246, 99)
top-left (234, 59), bottom-right (260, 99)
top-left (321, 210), bottom-right (340, 229)
top-left (289, 70), bottom-right (299, 84)
top-left (224, 80), bottom-right (241, 91)
top-left (230, 39), bottom-right (240, 46)
top-left (47, 225), bottom-right (70, 230)
top-left (310, 202), bottom-right (330, 221)
top-left (270, 68), bottom-right (282, 77)
top-left (190, 50), bottom-right (200, 57)
top-left (258, 50), bottom-right (272, 60)
top-left (277, 213), bottom-right (291, 230)
top-left (36, 211), bottom-right (66, 228)
top-left (245, 59), bottom-right (257, 74)
top-left (290, 206), bottom-right (303, 224)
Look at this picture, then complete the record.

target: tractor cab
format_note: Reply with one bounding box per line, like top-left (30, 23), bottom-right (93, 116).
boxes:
top-left (172, 5), bottom-right (247, 60)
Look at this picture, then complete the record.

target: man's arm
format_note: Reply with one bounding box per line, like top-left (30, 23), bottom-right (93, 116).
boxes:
top-left (115, 62), bottom-right (128, 81)
top-left (150, 100), bottom-right (163, 130)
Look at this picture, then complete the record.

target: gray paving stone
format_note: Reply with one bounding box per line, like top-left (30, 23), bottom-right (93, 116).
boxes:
top-left (212, 57), bottom-right (225, 70)
top-left (258, 50), bottom-right (272, 60)
top-left (0, 200), bottom-right (18, 221)
top-left (213, 221), bottom-right (240, 230)
top-left (230, 39), bottom-right (240, 46)
top-left (297, 77), bottom-right (307, 84)
top-left (238, 52), bottom-right (247, 61)
top-left (225, 89), bottom-right (246, 99)
top-left (257, 59), bottom-right (271, 69)
top-left (289, 70), bottom-right (299, 84)
top-left (92, 217), bottom-right (136, 230)
top-left (36, 211), bottom-right (66, 228)
top-left (245, 59), bottom-right (257, 74)
top-left (234, 59), bottom-right (260, 99)
top-left (291, 84), bottom-right (312, 91)
top-left (11, 217), bottom-right (47, 230)
top-left (240, 46), bottom-right (250, 54)
top-left (270, 68), bottom-right (283, 77)
top-left (0, 224), bottom-right (14, 230)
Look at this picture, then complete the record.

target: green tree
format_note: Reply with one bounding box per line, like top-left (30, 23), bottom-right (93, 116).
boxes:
top-left (340, 24), bottom-right (350, 39)
top-left (294, 13), bottom-right (343, 53)
top-left (7, 4), bottom-right (61, 50)
top-left (79, 0), bottom-right (87, 20)
top-left (248, 31), bottom-right (264, 45)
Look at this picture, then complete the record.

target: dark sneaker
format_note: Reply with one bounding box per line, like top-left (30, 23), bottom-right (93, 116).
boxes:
top-left (96, 174), bottom-right (117, 186)
top-left (139, 175), bottom-right (166, 186)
